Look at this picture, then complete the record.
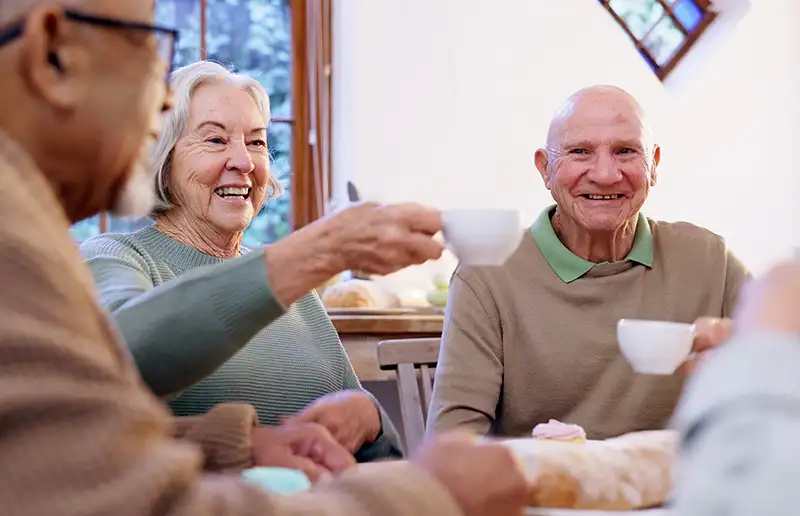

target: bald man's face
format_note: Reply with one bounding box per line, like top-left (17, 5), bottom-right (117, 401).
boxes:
top-left (535, 93), bottom-right (660, 233)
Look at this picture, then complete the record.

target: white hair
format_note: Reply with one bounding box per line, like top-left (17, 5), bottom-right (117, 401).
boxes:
top-left (150, 60), bottom-right (284, 215)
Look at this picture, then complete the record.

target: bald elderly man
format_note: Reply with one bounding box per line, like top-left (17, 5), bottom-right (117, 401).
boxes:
top-left (0, 1), bottom-right (528, 516)
top-left (428, 85), bottom-right (750, 440)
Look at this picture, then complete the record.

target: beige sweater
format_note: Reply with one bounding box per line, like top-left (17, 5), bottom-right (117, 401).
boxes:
top-left (428, 217), bottom-right (749, 440)
top-left (0, 131), bottom-right (462, 516)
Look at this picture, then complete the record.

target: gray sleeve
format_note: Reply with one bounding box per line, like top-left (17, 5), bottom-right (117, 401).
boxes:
top-left (672, 332), bottom-right (800, 516)
top-left (82, 236), bottom-right (285, 397)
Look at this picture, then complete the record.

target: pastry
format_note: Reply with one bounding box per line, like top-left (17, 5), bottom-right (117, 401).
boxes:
top-left (532, 419), bottom-right (587, 443)
top-left (505, 429), bottom-right (678, 510)
top-left (320, 279), bottom-right (399, 309)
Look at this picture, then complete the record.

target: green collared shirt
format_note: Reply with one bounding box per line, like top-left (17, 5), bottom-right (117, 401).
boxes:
top-left (529, 205), bottom-right (654, 283)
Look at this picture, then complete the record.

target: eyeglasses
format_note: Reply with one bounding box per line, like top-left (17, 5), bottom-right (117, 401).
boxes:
top-left (0, 9), bottom-right (179, 81)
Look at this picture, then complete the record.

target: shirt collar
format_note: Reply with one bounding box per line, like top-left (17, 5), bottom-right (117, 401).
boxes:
top-left (529, 205), bottom-right (653, 283)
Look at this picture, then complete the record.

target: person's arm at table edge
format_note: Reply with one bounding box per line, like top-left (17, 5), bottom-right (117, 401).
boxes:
top-left (673, 331), bottom-right (800, 516)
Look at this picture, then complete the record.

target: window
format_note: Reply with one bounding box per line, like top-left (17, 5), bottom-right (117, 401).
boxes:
top-left (599, 0), bottom-right (717, 80)
top-left (71, 0), bottom-right (330, 247)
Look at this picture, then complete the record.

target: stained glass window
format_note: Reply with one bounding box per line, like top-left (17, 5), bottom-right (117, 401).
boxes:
top-left (599, 0), bottom-right (717, 80)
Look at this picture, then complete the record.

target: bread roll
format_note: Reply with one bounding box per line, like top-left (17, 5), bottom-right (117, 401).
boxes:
top-left (502, 430), bottom-right (678, 510)
top-left (321, 280), bottom-right (399, 309)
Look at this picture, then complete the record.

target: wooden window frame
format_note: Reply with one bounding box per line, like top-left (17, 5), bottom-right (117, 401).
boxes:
top-left (99, 0), bottom-right (326, 234)
top-left (599, 0), bottom-right (717, 81)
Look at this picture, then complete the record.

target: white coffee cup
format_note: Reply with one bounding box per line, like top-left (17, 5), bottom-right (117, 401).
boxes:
top-left (441, 208), bottom-right (522, 266)
top-left (617, 319), bottom-right (696, 375)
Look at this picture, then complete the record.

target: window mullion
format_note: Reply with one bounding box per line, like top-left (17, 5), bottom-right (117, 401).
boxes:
top-left (200, 0), bottom-right (207, 59)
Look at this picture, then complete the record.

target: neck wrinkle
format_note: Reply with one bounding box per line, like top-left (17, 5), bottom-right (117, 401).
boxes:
top-left (154, 210), bottom-right (242, 259)
top-left (552, 208), bottom-right (638, 263)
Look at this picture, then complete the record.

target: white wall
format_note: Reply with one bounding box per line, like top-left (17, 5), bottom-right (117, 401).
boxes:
top-left (333, 0), bottom-right (800, 292)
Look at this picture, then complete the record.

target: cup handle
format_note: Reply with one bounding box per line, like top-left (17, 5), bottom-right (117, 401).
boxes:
top-left (436, 230), bottom-right (456, 255)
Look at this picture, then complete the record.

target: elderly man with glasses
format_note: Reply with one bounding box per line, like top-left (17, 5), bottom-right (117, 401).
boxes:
top-left (0, 2), bottom-right (529, 516)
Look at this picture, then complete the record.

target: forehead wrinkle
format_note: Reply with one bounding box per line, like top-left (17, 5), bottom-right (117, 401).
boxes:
top-left (546, 85), bottom-right (653, 155)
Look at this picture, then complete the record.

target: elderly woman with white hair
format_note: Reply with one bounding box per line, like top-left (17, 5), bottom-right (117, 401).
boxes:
top-left (81, 61), bottom-right (445, 462)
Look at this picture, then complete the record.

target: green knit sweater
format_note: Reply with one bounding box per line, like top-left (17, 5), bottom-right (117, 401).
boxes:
top-left (81, 226), bottom-right (402, 462)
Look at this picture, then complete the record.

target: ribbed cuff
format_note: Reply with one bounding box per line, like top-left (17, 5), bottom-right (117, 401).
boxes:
top-left (179, 402), bottom-right (257, 471)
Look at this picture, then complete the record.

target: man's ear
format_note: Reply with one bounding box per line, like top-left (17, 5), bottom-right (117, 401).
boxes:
top-left (649, 144), bottom-right (661, 187)
top-left (19, 6), bottom-right (90, 111)
top-left (534, 148), bottom-right (552, 189)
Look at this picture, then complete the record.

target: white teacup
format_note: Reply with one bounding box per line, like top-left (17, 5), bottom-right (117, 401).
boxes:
top-left (617, 319), bottom-right (696, 375)
top-left (441, 209), bottom-right (522, 266)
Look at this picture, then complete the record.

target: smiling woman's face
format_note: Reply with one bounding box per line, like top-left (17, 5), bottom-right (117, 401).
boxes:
top-left (169, 80), bottom-right (270, 235)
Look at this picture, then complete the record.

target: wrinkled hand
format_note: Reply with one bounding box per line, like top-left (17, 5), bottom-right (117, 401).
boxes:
top-left (733, 260), bottom-right (800, 335)
top-left (284, 391), bottom-right (382, 454)
top-left (679, 316), bottom-right (734, 373)
top-left (325, 202), bottom-right (445, 275)
top-left (251, 423), bottom-right (356, 483)
top-left (411, 433), bottom-right (529, 516)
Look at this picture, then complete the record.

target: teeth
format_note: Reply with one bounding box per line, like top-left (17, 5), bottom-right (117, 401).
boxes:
top-left (215, 187), bottom-right (250, 197)
top-left (586, 194), bottom-right (620, 200)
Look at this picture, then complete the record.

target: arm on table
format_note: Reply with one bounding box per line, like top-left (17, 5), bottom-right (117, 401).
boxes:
top-left (82, 236), bottom-right (285, 397)
top-left (673, 332), bottom-right (800, 516)
top-left (426, 268), bottom-right (504, 436)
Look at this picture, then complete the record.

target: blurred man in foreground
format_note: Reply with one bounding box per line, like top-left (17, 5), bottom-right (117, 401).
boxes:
top-left (674, 259), bottom-right (800, 516)
top-left (0, 1), bottom-right (528, 515)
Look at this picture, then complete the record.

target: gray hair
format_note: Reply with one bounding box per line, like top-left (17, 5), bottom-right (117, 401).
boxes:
top-left (150, 60), bottom-right (284, 215)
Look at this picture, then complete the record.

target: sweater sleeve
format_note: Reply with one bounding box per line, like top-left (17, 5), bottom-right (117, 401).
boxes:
top-left (427, 268), bottom-right (503, 436)
top-left (81, 235), bottom-right (286, 397)
top-left (721, 246), bottom-right (751, 318)
top-left (171, 403), bottom-right (258, 471)
top-left (672, 332), bottom-right (800, 516)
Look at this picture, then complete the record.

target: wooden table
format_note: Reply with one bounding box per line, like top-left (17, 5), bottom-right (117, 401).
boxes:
top-left (331, 314), bottom-right (444, 382)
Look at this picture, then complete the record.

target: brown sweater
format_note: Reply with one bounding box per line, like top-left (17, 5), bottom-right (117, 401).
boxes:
top-left (0, 132), bottom-right (462, 516)
top-left (428, 218), bottom-right (749, 440)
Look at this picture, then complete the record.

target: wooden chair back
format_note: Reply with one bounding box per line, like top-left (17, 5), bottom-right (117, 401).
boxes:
top-left (376, 337), bottom-right (440, 453)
